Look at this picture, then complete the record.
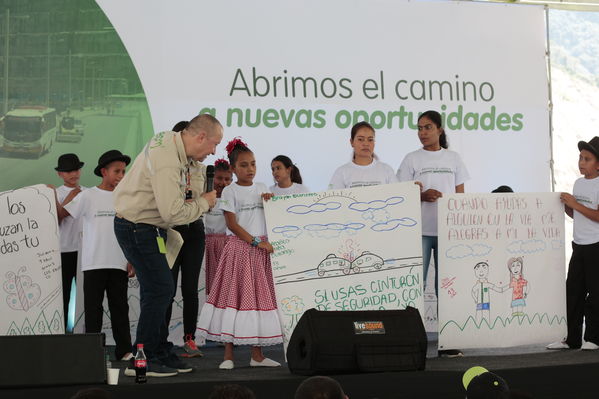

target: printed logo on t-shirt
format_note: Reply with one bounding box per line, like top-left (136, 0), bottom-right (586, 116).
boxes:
top-left (238, 203), bottom-right (263, 213)
top-left (349, 181), bottom-right (380, 188)
top-left (419, 167), bottom-right (454, 176)
top-left (95, 210), bottom-right (116, 218)
top-left (575, 195), bottom-right (593, 206)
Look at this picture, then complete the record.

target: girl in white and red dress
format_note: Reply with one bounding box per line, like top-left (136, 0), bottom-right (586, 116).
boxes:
top-left (197, 138), bottom-right (283, 370)
top-left (203, 158), bottom-right (233, 295)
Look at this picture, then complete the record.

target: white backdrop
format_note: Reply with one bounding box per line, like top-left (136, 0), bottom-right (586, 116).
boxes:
top-left (97, 0), bottom-right (551, 193)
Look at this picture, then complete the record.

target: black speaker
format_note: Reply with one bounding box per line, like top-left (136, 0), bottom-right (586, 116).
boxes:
top-left (287, 307), bottom-right (427, 375)
top-left (0, 333), bottom-right (106, 387)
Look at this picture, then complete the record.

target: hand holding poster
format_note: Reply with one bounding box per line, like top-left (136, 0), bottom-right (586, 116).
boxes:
top-left (437, 193), bottom-right (566, 349)
top-left (264, 182), bottom-right (424, 347)
top-left (0, 185), bottom-right (63, 335)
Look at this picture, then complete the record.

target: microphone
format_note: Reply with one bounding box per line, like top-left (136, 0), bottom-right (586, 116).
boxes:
top-left (206, 165), bottom-right (215, 192)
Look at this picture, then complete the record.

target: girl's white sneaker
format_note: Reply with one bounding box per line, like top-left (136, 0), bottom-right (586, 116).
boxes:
top-left (546, 341), bottom-right (570, 349)
top-left (581, 341), bottom-right (599, 350)
top-left (250, 357), bottom-right (281, 367)
top-left (219, 360), bottom-right (234, 369)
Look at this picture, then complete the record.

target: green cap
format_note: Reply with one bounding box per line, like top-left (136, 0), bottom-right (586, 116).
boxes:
top-left (462, 366), bottom-right (489, 390)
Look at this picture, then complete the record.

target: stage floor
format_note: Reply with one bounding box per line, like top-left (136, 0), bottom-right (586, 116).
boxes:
top-left (4, 339), bottom-right (599, 399)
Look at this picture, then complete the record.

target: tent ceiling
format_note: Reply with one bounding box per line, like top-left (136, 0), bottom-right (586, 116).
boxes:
top-left (461, 0), bottom-right (599, 11)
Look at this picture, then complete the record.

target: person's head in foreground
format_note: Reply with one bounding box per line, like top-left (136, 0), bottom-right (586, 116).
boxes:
top-left (71, 388), bottom-right (112, 399)
top-left (464, 366), bottom-right (509, 399)
top-left (208, 383), bottom-right (256, 399)
top-left (295, 375), bottom-right (348, 399)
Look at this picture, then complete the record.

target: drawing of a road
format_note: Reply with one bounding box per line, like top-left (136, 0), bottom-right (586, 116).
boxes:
top-left (275, 253), bottom-right (422, 285)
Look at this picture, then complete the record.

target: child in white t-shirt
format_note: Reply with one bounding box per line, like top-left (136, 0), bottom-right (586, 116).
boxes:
top-left (270, 155), bottom-right (309, 195)
top-left (547, 137), bottom-right (599, 351)
top-left (397, 110), bottom-right (469, 358)
top-left (64, 150), bottom-right (134, 361)
top-left (329, 121), bottom-right (397, 189)
top-left (203, 158), bottom-right (233, 294)
top-left (52, 153), bottom-right (86, 332)
top-left (198, 138), bottom-right (282, 370)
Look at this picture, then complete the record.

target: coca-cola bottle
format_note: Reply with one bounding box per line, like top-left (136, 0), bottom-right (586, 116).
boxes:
top-left (134, 343), bottom-right (147, 384)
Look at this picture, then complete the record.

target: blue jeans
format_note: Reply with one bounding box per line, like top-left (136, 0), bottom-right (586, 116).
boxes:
top-left (114, 217), bottom-right (174, 362)
top-left (422, 235), bottom-right (439, 297)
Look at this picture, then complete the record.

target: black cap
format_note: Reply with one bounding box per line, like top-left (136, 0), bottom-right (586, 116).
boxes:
top-left (578, 136), bottom-right (599, 160)
top-left (94, 150), bottom-right (131, 177)
top-left (55, 153), bottom-right (84, 172)
top-left (467, 372), bottom-right (510, 399)
top-left (492, 185), bottom-right (514, 193)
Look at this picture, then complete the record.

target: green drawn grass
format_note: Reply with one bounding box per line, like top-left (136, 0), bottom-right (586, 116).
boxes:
top-left (439, 313), bottom-right (567, 334)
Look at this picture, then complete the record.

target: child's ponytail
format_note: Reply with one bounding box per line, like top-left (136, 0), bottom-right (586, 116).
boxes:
top-left (272, 155), bottom-right (303, 184)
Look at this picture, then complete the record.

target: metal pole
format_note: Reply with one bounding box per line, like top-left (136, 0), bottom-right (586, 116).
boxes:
top-left (68, 49), bottom-right (71, 108)
top-left (545, 6), bottom-right (556, 192)
top-left (3, 9), bottom-right (9, 114)
top-left (46, 34), bottom-right (50, 106)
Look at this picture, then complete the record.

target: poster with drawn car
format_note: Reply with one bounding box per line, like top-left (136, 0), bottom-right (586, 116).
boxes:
top-left (437, 193), bottom-right (567, 349)
top-left (264, 182), bottom-right (424, 348)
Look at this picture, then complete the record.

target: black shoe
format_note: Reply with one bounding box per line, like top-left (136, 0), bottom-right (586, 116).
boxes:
top-left (162, 353), bottom-right (193, 373)
top-left (438, 349), bottom-right (463, 358)
top-left (124, 361), bottom-right (178, 377)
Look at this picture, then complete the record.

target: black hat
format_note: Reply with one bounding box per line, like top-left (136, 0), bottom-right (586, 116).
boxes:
top-left (578, 136), bottom-right (599, 159)
top-left (55, 153), bottom-right (84, 172)
top-left (94, 150), bottom-right (131, 177)
top-left (492, 185), bottom-right (514, 193)
top-left (467, 372), bottom-right (510, 399)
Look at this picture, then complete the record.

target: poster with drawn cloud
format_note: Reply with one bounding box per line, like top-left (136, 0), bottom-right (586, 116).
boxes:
top-left (264, 182), bottom-right (424, 347)
top-left (437, 193), bottom-right (566, 349)
top-left (0, 185), bottom-right (64, 335)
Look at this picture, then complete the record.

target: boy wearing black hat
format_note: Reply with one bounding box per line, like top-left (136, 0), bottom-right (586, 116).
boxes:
top-left (548, 136), bottom-right (599, 351)
top-left (53, 153), bottom-right (86, 332)
top-left (63, 150), bottom-right (134, 361)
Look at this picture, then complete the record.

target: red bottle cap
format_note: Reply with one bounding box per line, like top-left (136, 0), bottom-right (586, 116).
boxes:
top-left (137, 343), bottom-right (144, 349)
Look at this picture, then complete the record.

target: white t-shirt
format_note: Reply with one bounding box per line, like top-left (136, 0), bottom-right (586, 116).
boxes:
top-left (64, 187), bottom-right (128, 272)
top-left (220, 182), bottom-right (268, 237)
top-left (572, 176), bottom-right (599, 245)
top-left (56, 185), bottom-right (86, 252)
top-left (269, 183), bottom-right (310, 195)
top-left (397, 148), bottom-right (469, 236)
top-left (204, 199), bottom-right (227, 235)
top-left (328, 160), bottom-right (398, 190)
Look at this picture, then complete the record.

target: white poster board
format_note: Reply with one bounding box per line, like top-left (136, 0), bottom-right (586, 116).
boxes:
top-left (264, 182), bottom-right (424, 346)
top-left (438, 193), bottom-right (566, 349)
top-left (0, 185), bottom-right (64, 335)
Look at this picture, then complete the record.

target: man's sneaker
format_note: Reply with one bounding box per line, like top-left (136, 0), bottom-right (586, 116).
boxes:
top-left (124, 361), bottom-right (178, 378)
top-left (581, 341), bottom-right (599, 350)
top-left (438, 349), bottom-right (463, 358)
top-left (120, 352), bottom-right (134, 361)
top-left (181, 335), bottom-right (204, 358)
top-left (546, 341), bottom-right (570, 350)
top-left (162, 353), bottom-right (193, 373)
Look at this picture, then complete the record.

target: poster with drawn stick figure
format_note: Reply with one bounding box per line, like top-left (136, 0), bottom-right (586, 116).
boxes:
top-left (264, 182), bottom-right (424, 351)
top-left (0, 185), bottom-right (63, 335)
top-left (438, 193), bottom-right (566, 349)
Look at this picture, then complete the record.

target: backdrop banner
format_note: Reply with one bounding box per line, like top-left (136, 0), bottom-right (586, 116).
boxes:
top-left (98, 0), bottom-right (550, 193)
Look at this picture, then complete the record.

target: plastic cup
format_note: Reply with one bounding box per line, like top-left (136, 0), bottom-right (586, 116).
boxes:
top-left (107, 368), bottom-right (119, 385)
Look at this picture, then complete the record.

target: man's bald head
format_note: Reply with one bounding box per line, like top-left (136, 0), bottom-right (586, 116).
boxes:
top-left (185, 114), bottom-right (223, 138)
